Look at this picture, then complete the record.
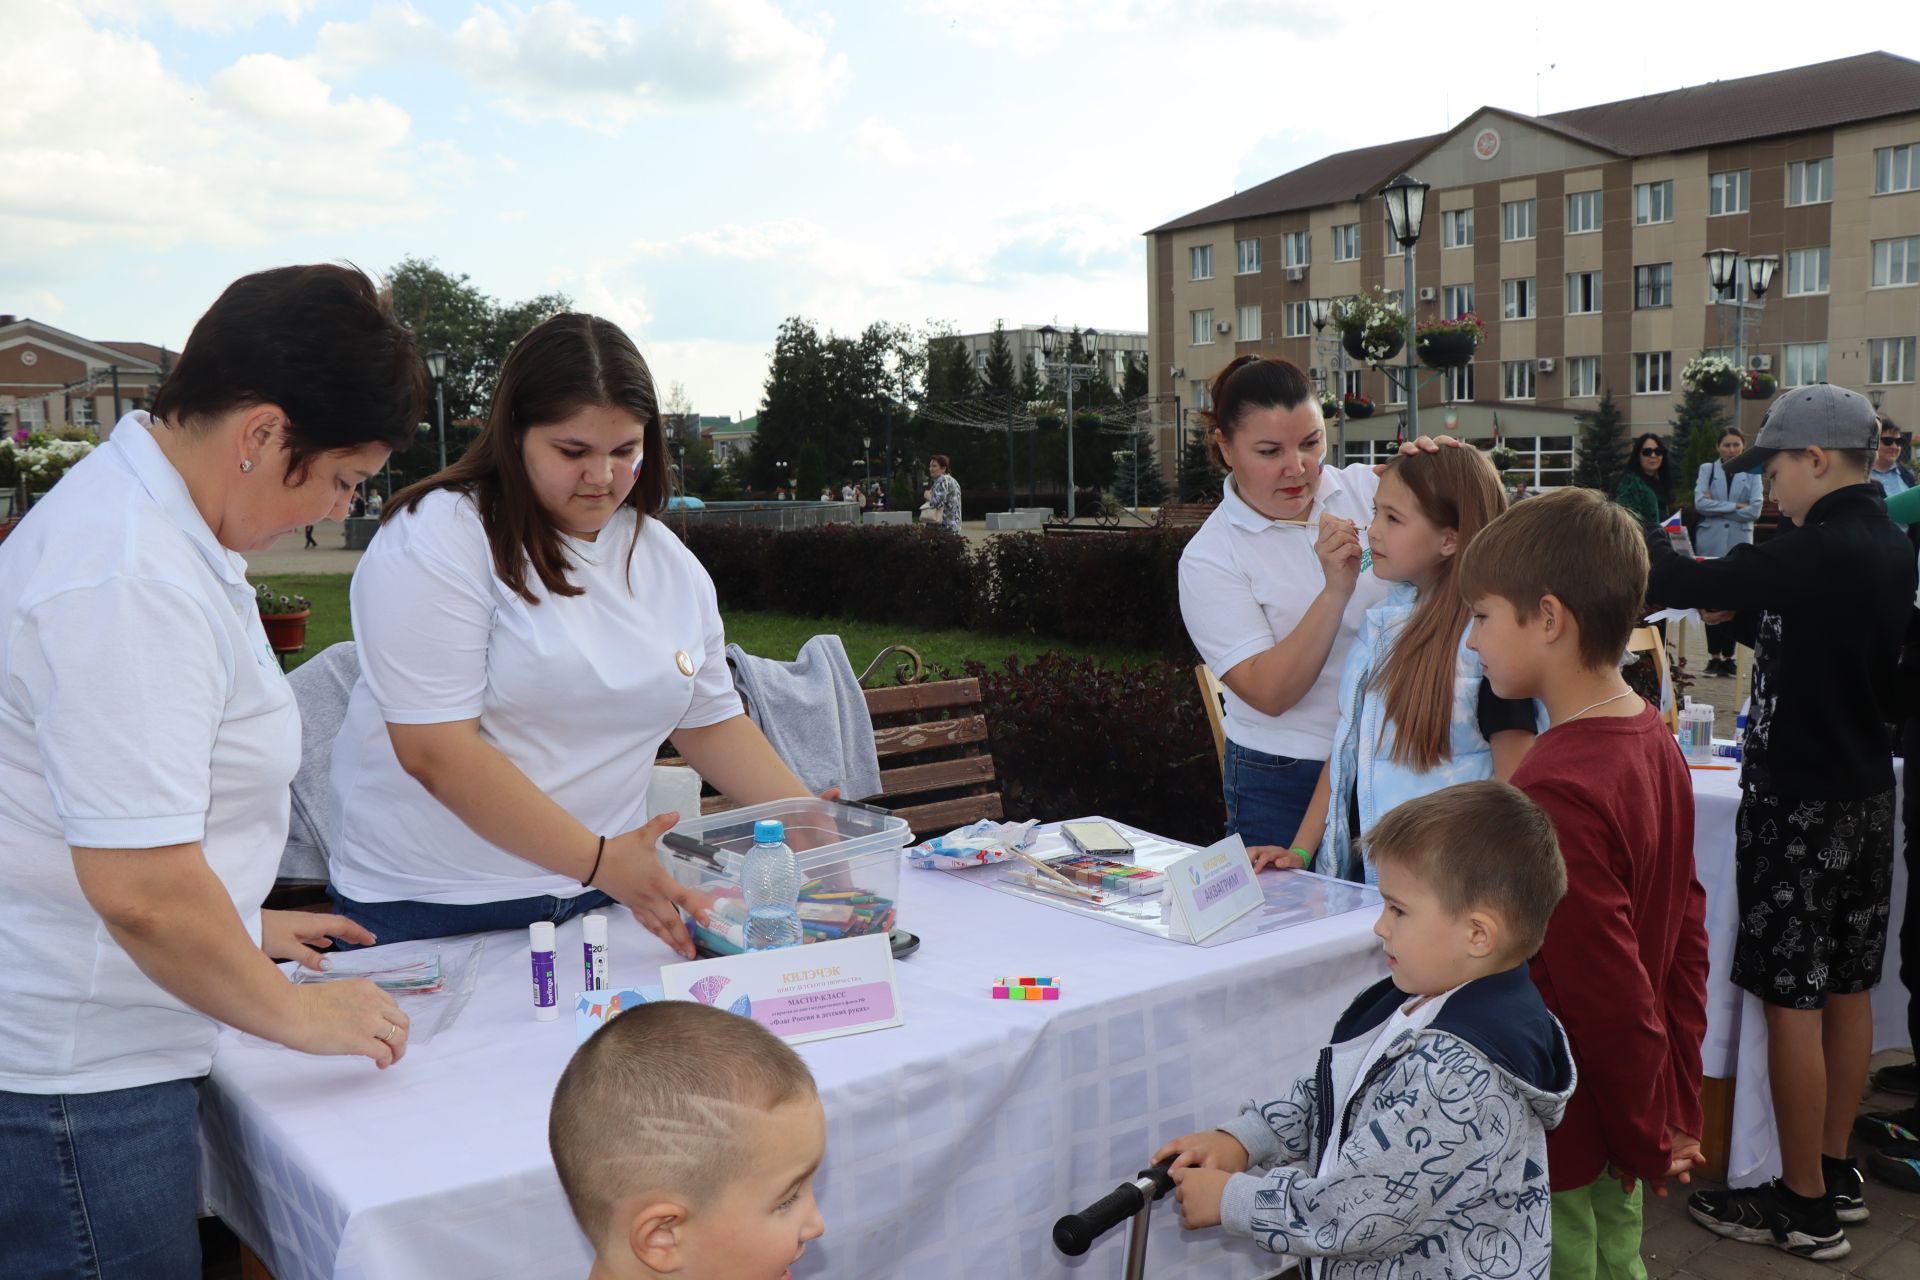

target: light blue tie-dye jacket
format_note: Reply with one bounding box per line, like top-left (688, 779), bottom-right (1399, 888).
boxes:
top-left (1319, 580), bottom-right (1541, 882)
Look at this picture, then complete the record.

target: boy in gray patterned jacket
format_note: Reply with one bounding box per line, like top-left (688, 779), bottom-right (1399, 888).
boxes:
top-left (1156, 781), bottom-right (1577, 1280)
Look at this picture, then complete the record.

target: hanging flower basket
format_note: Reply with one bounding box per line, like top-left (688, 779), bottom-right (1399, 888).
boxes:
top-left (1334, 288), bottom-right (1408, 364)
top-left (1343, 394), bottom-right (1376, 420)
top-left (1488, 444), bottom-right (1522, 473)
top-left (1681, 355), bottom-right (1742, 396)
top-left (1316, 391), bottom-right (1340, 419)
top-left (1034, 413), bottom-right (1063, 430)
top-left (1741, 371), bottom-right (1778, 400)
top-left (1073, 411), bottom-right (1104, 430)
top-left (1415, 313), bottom-right (1484, 369)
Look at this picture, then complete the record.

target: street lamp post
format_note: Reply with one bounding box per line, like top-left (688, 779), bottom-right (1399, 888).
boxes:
top-left (1703, 249), bottom-right (1780, 435)
top-left (1038, 324), bottom-right (1104, 521)
top-left (1870, 388), bottom-right (1886, 412)
top-left (1309, 296), bottom-right (1353, 462)
top-left (424, 350), bottom-right (449, 472)
top-left (1379, 174), bottom-right (1432, 439)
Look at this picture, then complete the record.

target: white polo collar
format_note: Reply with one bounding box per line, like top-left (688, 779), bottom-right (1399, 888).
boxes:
top-left (107, 411), bottom-right (253, 595)
top-left (1221, 465), bottom-right (1352, 535)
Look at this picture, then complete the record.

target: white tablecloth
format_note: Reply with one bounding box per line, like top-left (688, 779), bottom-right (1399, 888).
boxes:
top-left (200, 839), bottom-right (1386, 1279)
top-left (1691, 763), bottom-right (1910, 1184)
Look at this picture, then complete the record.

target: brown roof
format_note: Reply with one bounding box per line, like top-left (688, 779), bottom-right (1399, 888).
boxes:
top-left (1151, 51), bottom-right (1920, 235)
top-left (97, 341), bottom-right (174, 370)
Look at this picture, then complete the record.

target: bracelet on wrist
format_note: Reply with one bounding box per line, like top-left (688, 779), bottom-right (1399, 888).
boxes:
top-left (585, 834), bottom-right (607, 887)
top-left (1290, 846), bottom-right (1314, 868)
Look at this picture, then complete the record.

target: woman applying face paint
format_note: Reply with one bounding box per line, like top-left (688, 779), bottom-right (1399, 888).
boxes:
top-left (1177, 356), bottom-right (1393, 856)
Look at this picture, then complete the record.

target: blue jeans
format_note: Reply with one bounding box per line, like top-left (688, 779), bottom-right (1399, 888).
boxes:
top-left (0, 1078), bottom-right (202, 1280)
top-left (1223, 740), bottom-right (1324, 850)
top-left (328, 886), bottom-right (615, 949)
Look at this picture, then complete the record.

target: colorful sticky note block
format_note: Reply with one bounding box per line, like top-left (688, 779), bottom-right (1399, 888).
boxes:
top-left (1040, 986), bottom-right (1060, 1000)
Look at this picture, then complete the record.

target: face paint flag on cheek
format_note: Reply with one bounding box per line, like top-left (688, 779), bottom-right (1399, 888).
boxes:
top-left (632, 452), bottom-right (645, 477)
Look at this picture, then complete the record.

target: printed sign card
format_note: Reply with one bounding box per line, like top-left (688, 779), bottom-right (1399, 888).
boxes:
top-left (659, 933), bottom-right (902, 1046)
top-left (1163, 834), bottom-right (1265, 943)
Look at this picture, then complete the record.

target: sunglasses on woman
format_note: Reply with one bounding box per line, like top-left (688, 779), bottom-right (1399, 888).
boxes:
top-left (1881, 436), bottom-right (1904, 447)
top-left (1640, 447), bottom-right (1665, 457)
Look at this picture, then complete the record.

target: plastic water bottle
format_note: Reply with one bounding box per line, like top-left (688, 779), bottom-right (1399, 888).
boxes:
top-left (743, 819), bottom-right (802, 951)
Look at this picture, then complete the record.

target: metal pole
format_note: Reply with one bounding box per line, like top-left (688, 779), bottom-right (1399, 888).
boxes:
top-left (1065, 371), bottom-right (1077, 521)
top-left (1731, 298), bottom-right (1744, 438)
top-left (1402, 246), bottom-right (1420, 439)
top-left (1006, 393), bottom-right (1017, 513)
top-left (110, 365), bottom-right (121, 423)
top-left (434, 378), bottom-right (448, 472)
top-left (1334, 345), bottom-right (1349, 464)
top-left (1172, 394), bottom-right (1182, 498)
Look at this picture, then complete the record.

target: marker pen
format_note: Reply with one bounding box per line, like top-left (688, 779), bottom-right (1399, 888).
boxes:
top-left (530, 921), bottom-right (558, 1021)
top-left (582, 913), bottom-right (608, 991)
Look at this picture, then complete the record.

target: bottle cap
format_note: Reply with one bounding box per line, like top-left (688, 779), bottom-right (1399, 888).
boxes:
top-left (582, 914), bottom-right (606, 944)
top-left (754, 819), bottom-right (786, 844)
top-left (530, 921), bottom-right (556, 950)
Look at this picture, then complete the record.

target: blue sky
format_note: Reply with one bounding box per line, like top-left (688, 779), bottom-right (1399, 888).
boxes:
top-left (4, 1), bottom-right (1909, 417)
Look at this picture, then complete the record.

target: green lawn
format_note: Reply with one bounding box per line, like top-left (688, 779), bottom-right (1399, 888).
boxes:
top-left (255, 574), bottom-right (1162, 676)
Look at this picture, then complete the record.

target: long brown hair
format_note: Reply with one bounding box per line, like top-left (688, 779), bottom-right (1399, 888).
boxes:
top-left (1374, 446), bottom-right (1509, 770)
top-left (388, 313), bottom-right (669, 603)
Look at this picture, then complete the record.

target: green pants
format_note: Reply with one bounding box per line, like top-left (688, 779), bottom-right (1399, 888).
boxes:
top-left (1551, 1176), bottom-right (1647, 1280)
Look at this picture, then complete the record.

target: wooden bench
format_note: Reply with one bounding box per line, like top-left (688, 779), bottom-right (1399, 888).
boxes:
top-left (1155, 500), bottom-right (1218, 528)
top-left (662, 647), bottom-right (1005, 839)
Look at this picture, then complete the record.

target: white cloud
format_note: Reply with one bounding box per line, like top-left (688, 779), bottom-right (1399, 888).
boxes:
top-left (74, 0), bottom-right (314, 32)
top-left (0, 4), bottom-right (431, 253)
top-left (849, 115), bottom-right (973, 168)
top-left (920, 0), bottom-right (1320, 54)
top-left (316, 0), bottom-right (847, 132)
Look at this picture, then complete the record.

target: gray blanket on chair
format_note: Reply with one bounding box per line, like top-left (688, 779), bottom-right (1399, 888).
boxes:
top-left (725, 635), bottom-right (882, 801)
top-left (281, 641), bottom-right (360, 884)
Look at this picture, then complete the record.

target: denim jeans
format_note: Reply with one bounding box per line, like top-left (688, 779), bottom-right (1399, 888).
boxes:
top-left (0, 1078), bottom-right (202, 1280)
top-left (1222, 739), bottom-right (1325, 850)
top-left (327, 886), bottom-right (616, 949)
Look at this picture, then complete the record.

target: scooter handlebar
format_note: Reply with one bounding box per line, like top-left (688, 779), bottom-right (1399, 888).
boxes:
top-left (1052, 1158), bottom-right (1176, 1257)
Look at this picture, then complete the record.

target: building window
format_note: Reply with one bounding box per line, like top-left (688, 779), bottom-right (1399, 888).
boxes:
top-left (1331, 223), bottom-right (1361, 261)
top-left (1190, 309), bottom-right (1215, 345)
top-left (1634, 180), bottom-right (1674, 225)
top-left (1784, 342), bottom-right (1828, 387)
top-left (1705, 272), bottom-right (1750, 304)
top-left (1190, 245), bottom-right (1213, 280)
top-left (1502, 361), bottom-right (1537, 401)
top-left (1785, 247), bottom-right (1830, 296)
top-left (1342, 370), bottom-right (1363, 399)
top-left (1442, 208), bottom-right (1474, 248)
top-left (1787, 158), bottom-right (1833, 206)
top-left (1708, 170), bottom-right (1750, 216)
top-left (1567, 356), bottom-right (1601, 397)
top-left (1635, 263), bottom-right (1673, 309)
top-left (1282, 231), bottom-right (1311, 268)
top-left (974, 350), bottom-right (989, 370)
top-left (1238, 305), bottom-right (1263, 343)
top-left (16, 399), bottom-right (46, 428)
top-left (1870, 337), bottom-right (1917, 384)
top-left (1872, 236), bottom-right (1920, 287)
top-left (1875, 143), bottom-right (1918, 195)
top-left (1282, 301), bottom-right (1312, 337)
top-left (1445, 362), bottom-right (1475, 402)
top-left (1384, 221), bottom-right (1404, 258)
top-left (1236, 238), bottom-right (1261, 274)
top-left (1566, 271), bottom-right (1602, 315)
top-left (1502, 278), bottom-right (1536, 320)
top-left (1442, 284), bottom-right (1475, 320)
top-left (1566, 189), bottom-right (1603, 234)
top-left (70, 397), bottom-right (95, 426)
top-left (1189, 378), bottom-right (1211, 411)
top-left (1633, 352), bottom-right (1671, 395)
top-left (1502, 198), bottom-right (1536, 242)
top-left (1385, 370), bottom-right (1407, 406)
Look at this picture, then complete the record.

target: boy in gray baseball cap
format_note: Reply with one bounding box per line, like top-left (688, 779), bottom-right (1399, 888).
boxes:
top-left (1643, 383), bottom-right (1913, 1259)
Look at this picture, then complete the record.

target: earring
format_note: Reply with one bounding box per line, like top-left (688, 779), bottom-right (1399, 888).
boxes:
top-left (240, 459), bottom-right (254, 473)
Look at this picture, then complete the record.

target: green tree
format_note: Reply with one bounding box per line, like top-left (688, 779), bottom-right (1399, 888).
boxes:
top-left (1669, 384), bottom-right (1730, 508)
top-left (757, 317), bottom-right (925, 493)
top-left (1122, 353), bottom-right (1149, 401)
top-left (795, 440), bottom-right (827, 499)
top-left (982, 321), bottom-right (1019, 398)
top-left (1573, 387), bottom-right (1628, 491)
top-left (1178, 424), bottom-right (1222, 500)
top-left (1111, 439), bottom-right (1168, 506)
top-left (925, 333), bottom-right (977, 402)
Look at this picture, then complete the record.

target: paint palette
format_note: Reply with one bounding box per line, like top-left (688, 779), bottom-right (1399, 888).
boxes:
top-left (1043, 854), bottom-right (1166, 897)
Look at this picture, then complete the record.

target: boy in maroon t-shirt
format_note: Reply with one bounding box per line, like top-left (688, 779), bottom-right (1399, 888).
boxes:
top-left (1460, 487), bottom-right (1709, 1279)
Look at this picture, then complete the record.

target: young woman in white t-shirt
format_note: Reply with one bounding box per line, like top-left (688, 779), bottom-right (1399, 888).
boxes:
top-left (327, 313), bottom-right (816, 957)
top-left (0, 265), bottom-right (419, 1279)
top-left (1177, 355), bottom-right (1388, 860)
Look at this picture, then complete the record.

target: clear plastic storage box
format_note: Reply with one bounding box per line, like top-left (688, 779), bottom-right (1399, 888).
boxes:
top-left (660, 798), bottom-right (912, 957)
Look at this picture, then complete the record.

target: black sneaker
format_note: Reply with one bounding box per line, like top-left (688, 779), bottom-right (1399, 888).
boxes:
top-left (1687, 1179), bottom-right (1850, 1260)
top-left (1853, 1106), bottom-right (1920, 1148)
top-left (1823, 1154), bottom-right (1868, 1223)
top-left (1866, 1142), bottom-right (1920, 1192)
top-left (1873, 1060), bottom-right (1919, 1095)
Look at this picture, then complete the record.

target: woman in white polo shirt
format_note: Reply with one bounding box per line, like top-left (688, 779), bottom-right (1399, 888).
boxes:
top-left (0, 266), bottom-right (419, 1279)
top-left (326, 313), bottom-right (815, 957)
top-left (1178, 355), bottom-right (1390, 857)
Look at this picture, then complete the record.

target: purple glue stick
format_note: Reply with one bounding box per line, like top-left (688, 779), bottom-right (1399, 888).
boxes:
top-left (530, 921), bottom-right (558, 1021)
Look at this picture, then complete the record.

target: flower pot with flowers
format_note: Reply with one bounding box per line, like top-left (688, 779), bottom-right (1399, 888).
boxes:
top-left (1415, 312), bottom-right (1484, 370)
top-left (257, 584), bottom-right (313, 657)
top-left (1316, 389), bottom-right (1341, 419)
top-left (1740, 370), bottom-right (1778, 400)
top-left (1343, 392), bottom-right (1376, 420)
top-left (1334, 288), bottom-right (1407, 364)
top-left (1488, 443), bottom-right (1522, 474)
top-left (1681, 354), bottom-right (1742, 397)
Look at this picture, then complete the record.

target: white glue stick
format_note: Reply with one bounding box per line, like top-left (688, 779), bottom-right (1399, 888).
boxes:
top-left (582, 913), bottom-right (608, 992)
top-left (530, 921), bottom-right (558, 1021)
